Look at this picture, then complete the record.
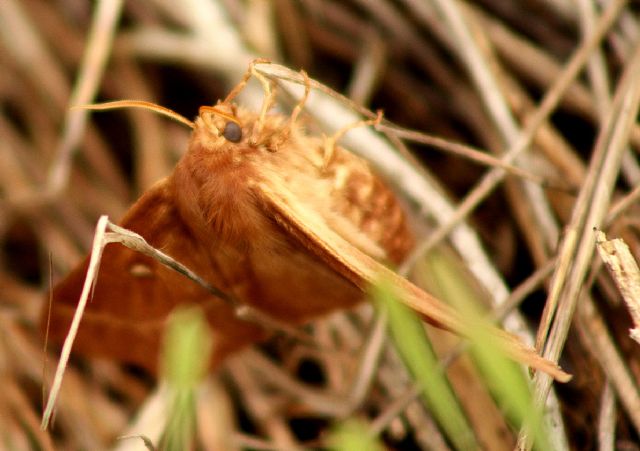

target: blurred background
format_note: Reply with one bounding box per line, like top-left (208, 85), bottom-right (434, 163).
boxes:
top-left (2, 0), bottom-right (640, 449)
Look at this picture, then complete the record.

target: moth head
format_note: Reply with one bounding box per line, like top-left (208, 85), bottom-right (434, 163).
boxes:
top-left (72, 99), bottom-right (266, 151)
top-left (198, 104), bottom-right (244, 144)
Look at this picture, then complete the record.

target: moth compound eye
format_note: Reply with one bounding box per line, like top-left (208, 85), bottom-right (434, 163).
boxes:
top-left (223, 122), bottom-right (242, 143)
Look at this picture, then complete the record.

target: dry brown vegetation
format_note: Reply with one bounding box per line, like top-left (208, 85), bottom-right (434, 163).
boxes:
top-left (2, 0), bottom-right (640, 449)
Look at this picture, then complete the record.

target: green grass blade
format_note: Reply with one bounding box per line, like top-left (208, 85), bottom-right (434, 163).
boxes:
top-left (371, 281), bottom-right (477, 451)
top-left (159, 307), bottom-right (213, 451)
top-left (418, 249), bottom-right (550, 450)
top-left (328, 419), bottom-right (385, 451)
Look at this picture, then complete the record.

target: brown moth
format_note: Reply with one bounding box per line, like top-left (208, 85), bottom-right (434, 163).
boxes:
top-left (44, 62), bottom-right (569, 382)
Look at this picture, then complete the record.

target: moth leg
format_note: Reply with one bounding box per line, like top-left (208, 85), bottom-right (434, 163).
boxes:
top-left (251, 68), bottom-right (278, 145)
top-left (287, 69), bottom-right (311, 127)
top-left (224, 58), bottom-right (277, 145)
top-left (223, 57), bottom-right (270, 104)
top-left (272, 70), bottom-right (311, 149)
top-left (322, 110), bottom-right (384, 170)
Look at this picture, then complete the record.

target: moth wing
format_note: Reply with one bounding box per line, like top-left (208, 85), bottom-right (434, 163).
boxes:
top-left (44, 178), bottom-right (264, 373)
top-left (254, 179), bottom-right (570, 382)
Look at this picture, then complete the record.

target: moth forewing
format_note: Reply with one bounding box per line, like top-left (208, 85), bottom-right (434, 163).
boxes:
top-left (255, 179), bottom-right (571, 382)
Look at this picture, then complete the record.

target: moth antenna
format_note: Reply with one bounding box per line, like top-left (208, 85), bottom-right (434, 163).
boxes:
top-left (199, 106), bottom-right (241, 125)
top-left (74, 100), bottom-right (195, 129)
top-left (322, 110), bottom-right (384, 169)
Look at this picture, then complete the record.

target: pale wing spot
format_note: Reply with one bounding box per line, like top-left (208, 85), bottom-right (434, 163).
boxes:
top-left (332, 165), bottom-right (350, 190)
top-left (355, 175), bottom-right (375, 204)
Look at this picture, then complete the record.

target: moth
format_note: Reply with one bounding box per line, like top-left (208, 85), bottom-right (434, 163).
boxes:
top-left (44, 61), bottom-right (569, 382)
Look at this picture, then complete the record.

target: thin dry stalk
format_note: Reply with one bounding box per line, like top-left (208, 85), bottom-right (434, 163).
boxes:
top-left (597, 383), bottom-right (616, 451)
